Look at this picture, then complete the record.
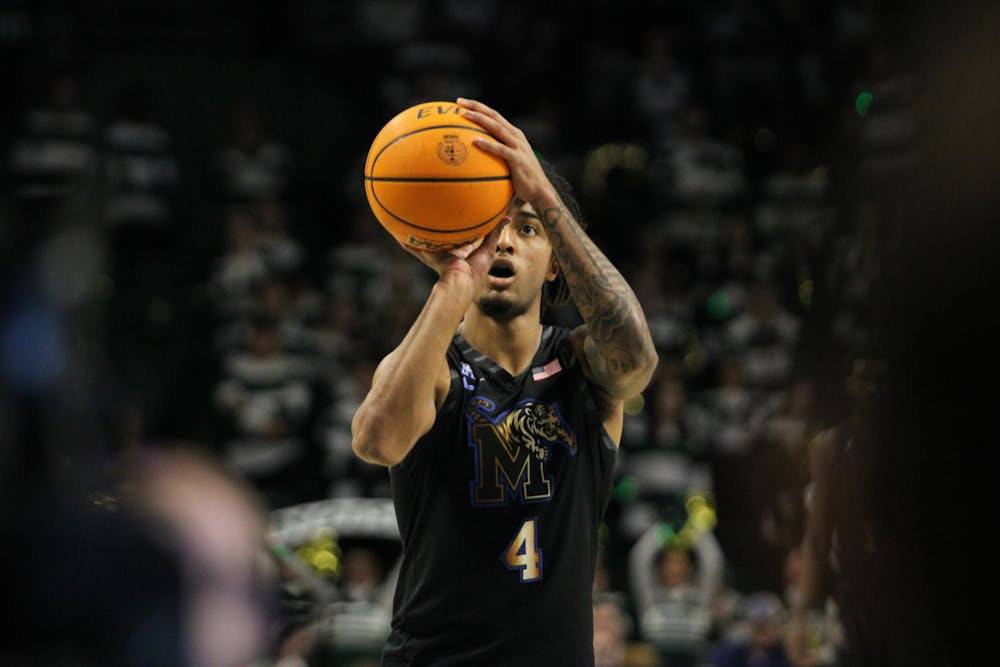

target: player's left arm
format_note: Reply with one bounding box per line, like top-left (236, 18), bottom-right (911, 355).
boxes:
top-left (459, 98), bottom-right (659, 404)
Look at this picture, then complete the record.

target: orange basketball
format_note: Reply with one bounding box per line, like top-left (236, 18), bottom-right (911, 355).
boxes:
top-left (364, 101), bottom-right (513, 250)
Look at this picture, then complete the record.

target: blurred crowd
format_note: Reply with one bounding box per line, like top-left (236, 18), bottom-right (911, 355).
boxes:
top-left (1, 1), bottom-right (993, 666)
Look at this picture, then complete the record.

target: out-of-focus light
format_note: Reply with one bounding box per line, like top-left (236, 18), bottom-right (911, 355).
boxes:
top-left (685, 494), bottom-right (707, 514)
top-left (614, 476), bottom-right (639, 503)
top-left (682, 336), bottom-right (707, 375)
top-left (674, 526), bottom-right (695, 549)
top-left (312, 550), bottom-right (339, 574)
top-left (706, 291), bottom-right (731, 320)
top-left (799, 279), bottom-right (814, 307)
top-left (656, 523), bottom-right (676, 546)
top-left (623, 144), bottom-right (649, 170)
top-left (855, 91), bottom-right (873, 117)
top-left (691, 505), bottom-right (717, 531)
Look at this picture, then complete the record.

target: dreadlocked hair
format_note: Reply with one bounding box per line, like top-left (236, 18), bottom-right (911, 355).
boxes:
top-left (538, 157), bottom-right (585, 311)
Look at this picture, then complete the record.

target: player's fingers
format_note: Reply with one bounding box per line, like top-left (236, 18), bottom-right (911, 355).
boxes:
top-left (472, 217), bottom-right (508, 260)
top-left (457, 98), bottom-right (510, 126)
top-left (481, 216), bottom-right (509, 252)
top-left (471, 136), bottom-right (513, 159)
top-left (448, 241), bottom-right (478, 260)
top-left (463, 110), bottom-right (512, 146)
top-left (459, 101), bottom-right (525, 147)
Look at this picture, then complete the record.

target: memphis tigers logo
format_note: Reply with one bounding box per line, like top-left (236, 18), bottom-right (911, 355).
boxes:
top-left (466, 396), bottom-right (577, 506)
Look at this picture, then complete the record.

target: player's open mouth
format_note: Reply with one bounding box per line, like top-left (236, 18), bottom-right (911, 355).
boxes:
top-left (487, 259), bottom-right (515, 287)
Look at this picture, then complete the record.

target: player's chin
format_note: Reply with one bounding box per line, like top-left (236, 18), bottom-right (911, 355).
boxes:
top-left (476, 294), bottom-right (522, 321)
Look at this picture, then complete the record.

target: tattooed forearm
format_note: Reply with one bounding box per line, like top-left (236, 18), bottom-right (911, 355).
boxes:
top-left (540, 204), bottom-right (656, 388)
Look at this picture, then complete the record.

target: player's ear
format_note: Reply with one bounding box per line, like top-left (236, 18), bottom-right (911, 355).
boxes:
top-left (546, 255), bottom-right (560, 282)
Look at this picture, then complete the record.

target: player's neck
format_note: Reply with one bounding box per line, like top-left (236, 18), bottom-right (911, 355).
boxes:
top-left (459, 311), bottom-right (544, 377)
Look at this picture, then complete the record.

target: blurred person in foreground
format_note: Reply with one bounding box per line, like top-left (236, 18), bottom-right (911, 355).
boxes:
top-left (351, 98), bottom-right (658, 666)
top-left (784, 350), bottom-right (887, 667)
top-left (5, 439), bottom-right (278, 667)
top-left (122, 443), bottom-right (277, 667)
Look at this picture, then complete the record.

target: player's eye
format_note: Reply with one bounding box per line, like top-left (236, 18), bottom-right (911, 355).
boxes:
top-left (520, 224), bottom-right (537, 235)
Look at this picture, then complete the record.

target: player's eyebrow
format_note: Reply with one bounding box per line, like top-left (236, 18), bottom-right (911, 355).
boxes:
top-left (511, 195), bottom-right (540, 221)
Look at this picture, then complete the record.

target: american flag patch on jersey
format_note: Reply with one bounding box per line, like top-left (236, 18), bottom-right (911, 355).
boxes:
top-left (531, 358), bottom-right (562, 381)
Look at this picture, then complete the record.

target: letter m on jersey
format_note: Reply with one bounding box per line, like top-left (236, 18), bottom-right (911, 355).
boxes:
top-left (466, 397), bottom-right (577, 506)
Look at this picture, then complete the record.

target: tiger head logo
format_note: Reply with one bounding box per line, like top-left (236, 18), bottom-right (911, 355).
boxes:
top-left (467, 398), bottom-right (577, 462)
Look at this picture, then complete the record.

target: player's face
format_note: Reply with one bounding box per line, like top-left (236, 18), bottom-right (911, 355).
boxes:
top-left (475, 199), bottom-right (559, 322)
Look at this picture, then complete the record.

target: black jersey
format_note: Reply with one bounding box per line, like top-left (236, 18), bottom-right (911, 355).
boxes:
top-left (382, 325), bottom-right (617, 667)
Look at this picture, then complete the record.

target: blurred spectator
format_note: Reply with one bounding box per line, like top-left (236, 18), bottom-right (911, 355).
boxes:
top-left (628, 521), bottom-right (726, 666)
top-left (102, 80), bottom-right (180, 233)
top-left (594, 595), bottom-right (629, 667)
top-left (264, 544), bottom-right (333, 667)
top-left (706, 591), bottom-right (791, 667)
top-left (378, 41), bottom-right (480, 114)
top-left (253, 196), bottom-right (305, 276)
top-left (826, 200), bottom-right (885, 355)
top-left (619, 367), bottom-right (711, 522)
top-left (8, 73), bottom-right (99, 199)
top-left (351, 0), bottom-right (426, 47)
top-left (593, 594), bottom-right (662, 667)
top-left (303, 292), bottom-right (368, 376)
top-left (691, 355), bottom-right (769, 457)
top-left (632, 26), bottom-right (692, 146)
top-left (722, 279), bottom-right (800, 390)
top-left (101, 80), bottom-right (183, 349)
top-left (631, 262), bottom-right (700, 361)
top-left (321, 545), bottom-right (396, 665)
top-left (212, 103), bottom-right (294, 204)
top-left (846, 42), bottom-right (919, 190)
top-left (318, 357), bottom-right (390, 498)
top-left (753, 140), bottom-right (832, 253)
top-left (689, 354), bottom-right (771, 581)
top-left (209, 206), bottom-right (271, 322)
top-left (213, 313), bottom-right (324, 509)
top-left (215, 272), bottom-right (317, 357)
top-left (325, 217), bottom-right (433, 354)
top-left (667, 104), bottom-right (748, 203)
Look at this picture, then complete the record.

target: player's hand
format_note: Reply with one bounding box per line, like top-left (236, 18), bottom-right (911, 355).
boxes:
top-left (457, 98), bottom-right (554, 205)
top-left (400, 218), bottom-right (508, 291)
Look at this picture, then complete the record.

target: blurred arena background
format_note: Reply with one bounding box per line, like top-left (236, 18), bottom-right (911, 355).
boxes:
top-left (0, 1), bottom-right (995, 666)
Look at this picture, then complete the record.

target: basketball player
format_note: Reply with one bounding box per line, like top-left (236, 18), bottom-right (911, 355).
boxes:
top-left (351, 97), bottom-right (658, 666)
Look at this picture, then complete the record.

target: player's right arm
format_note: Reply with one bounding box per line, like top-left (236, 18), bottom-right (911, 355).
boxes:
top-left (350, 223), bottom-right (505, 467)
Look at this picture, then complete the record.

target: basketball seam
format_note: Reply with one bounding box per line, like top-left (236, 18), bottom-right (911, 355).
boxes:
top-left (367, 124), bottom-right (505, 178)
top-left (365, 175), bottom-right (512, 183)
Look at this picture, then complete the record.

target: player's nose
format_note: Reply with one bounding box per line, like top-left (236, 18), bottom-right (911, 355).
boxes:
top-left (496, 219), bottom-right (515, 253)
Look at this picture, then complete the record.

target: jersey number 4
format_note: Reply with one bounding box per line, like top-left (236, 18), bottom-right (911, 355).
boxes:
top-left (502, 517), bottom-right (542, 582)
